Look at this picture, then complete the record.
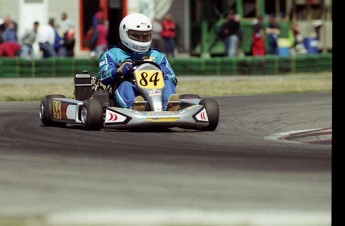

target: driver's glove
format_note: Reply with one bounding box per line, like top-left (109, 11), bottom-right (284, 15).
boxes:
top-left (118, 62), bottom-right (134, 76)
top-left (172, 77), bottom-right (178, 86)
top-left (163, 73), bottom-right (178, 86)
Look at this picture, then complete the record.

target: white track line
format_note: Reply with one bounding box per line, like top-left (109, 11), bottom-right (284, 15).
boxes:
top-left (46, 209), bottom-right (331, 226)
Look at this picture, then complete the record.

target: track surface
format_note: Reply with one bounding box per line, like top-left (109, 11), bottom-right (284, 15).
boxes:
top-left (0, 92), bottom-right (331, 225)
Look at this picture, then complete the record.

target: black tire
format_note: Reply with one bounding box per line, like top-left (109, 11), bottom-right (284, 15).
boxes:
top-left (39, 94), bottom-right (66, 127)
top-left (80, 99), bottom-right (104, 131)
top-left (200, 98), bottom-right (219, 131)
top-left (179, 94), bottom-right (201, 99)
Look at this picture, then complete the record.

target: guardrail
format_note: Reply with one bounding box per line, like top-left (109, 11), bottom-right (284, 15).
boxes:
top-left (0, 54), bottom-right (331, 78)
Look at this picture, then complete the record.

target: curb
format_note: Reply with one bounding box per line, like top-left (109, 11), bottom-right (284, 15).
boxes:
top-left (265, 128), bottom-right (332, 145)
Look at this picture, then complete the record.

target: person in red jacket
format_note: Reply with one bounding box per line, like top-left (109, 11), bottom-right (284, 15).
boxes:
top-left (160, 13), bottom-right (176, 57)
top-left (0, 41), bottom-right (20, 57)
top-left (251, 16), bottom-right (265, 56)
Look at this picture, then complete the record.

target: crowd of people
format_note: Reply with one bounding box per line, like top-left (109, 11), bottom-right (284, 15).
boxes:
top-left (218, 11), bottom-right (320, 57)
top-left (218, 11), bottom-right (282, 57)
top-left (0, 13), bottom-right (75, 58)
top-left (0, 10), bottom-right (178, 60)
top-left (0, 10), bottom-right (320, 59)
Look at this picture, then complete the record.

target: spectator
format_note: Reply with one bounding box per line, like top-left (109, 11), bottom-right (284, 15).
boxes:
top-left (84, 26), bottom-right (97, 57)
top-left (302, 20), bottom-right (322, 55)
top-left (49, 18), bottom-right (67, 57)
top-left (56, 12), bottom-right (74, 37)
top-left (266, 15), bottom-right (281, 55)
top-left (0, 41), bottom-right (20, 57)
top-left (36, 18), bottom-right (56, 58)
top-left (63, 28), bottom-right (75, 57)
top-left (20, 21), bottom-right (40, 59)
top-left (160, 13), bottom-right (176, 57)
top-left (55, 12), bottom-right (75, 57)
top-left (291, 22), bottom-right (306, 55)
top-left (219, 10), bottom-right (241, 57)
top-left (251, 16), bottom-right (265, 56)
top-left (93, 7), bottom-right (105, 29)
top-left (151, 18), bottom-right (163, 50)
top-left (93, 18), bottom-right (108, 59)
top-left (2, 21), bottom-right (18, 42)
top-left (0, 16), bottom-right (18, 41)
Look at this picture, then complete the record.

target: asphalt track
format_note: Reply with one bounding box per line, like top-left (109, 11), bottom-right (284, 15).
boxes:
top-left (0, 92), bottom-right (331, 226)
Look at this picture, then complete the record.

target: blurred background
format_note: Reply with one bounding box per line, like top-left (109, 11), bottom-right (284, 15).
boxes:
top-left (0, 0), bottom-right (332, 58)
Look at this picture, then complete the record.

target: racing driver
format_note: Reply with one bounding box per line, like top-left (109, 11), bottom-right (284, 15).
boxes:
top-left (98, 13), bottom-right (178, 111)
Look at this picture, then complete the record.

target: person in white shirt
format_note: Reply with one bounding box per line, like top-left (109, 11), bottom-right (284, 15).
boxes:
top-left (36, 18), bottom-right (56, 58)
top-left (56, 12), bottom-right (74, 37)
top-left (20, 21), bottom-right (39, 59)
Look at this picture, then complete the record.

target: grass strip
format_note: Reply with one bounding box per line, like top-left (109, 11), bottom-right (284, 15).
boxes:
top-left (0, 73), bottom-right (331, 101)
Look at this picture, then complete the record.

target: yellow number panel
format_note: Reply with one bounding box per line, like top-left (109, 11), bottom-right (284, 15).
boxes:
top-left (134, 70), bottom-right (164, 89)
top-left (53, 100), bottom-right (61, 119)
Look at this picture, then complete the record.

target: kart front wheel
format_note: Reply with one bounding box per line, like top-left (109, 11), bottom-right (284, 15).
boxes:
top-left (39, 94), bottom-right (66, 127)
top-left (80, 99), bottom-right (103, 131)
top-left (200, 98), bottom-right (219, 131)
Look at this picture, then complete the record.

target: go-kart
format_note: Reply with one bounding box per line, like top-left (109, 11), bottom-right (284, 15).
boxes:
top-left (39, 61), bottom-right (219, 131)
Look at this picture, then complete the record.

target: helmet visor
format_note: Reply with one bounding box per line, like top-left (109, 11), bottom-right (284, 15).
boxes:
top-left (127, 30), bottom-right (152, 42)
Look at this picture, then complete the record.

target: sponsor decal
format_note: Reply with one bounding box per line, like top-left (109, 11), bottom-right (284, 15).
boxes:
top-left (53, 100), bottom-right (61, 119)
top-left (146, 111), bottom-right (175, 115)
top-left (148, 89), bottom-right (161, 96)
top-left (105, 109), bottom-right (128, 123)
top-left (147, 117), bottom-right (179, 122)
top-left (53, 101), bottom-right (77, 120)
top-left (195, 108), bottom-right (208, 122)
top-left (108, 112), bottom-right (118, 121)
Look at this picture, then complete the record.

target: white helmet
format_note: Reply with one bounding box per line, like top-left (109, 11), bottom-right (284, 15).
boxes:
top-left (119, 13), bottom-right (153, 53)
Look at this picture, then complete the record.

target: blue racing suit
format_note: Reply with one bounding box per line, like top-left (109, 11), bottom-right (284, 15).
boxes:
top-left (99, 45), bottom-right (177, 109)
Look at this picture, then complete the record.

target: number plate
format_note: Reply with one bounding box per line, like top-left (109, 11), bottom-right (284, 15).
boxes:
top-left (134, 70), bottom-right (164, 89)
top-left (53, 100), bottom-right (62, 119)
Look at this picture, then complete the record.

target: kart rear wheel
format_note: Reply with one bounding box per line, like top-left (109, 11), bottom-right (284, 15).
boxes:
top-left (80, 99), bottom-right (103, 131)
top-left (39, 94), bottom-right (66, 127)
top-left (200, 98), bottom-right (219, 131)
